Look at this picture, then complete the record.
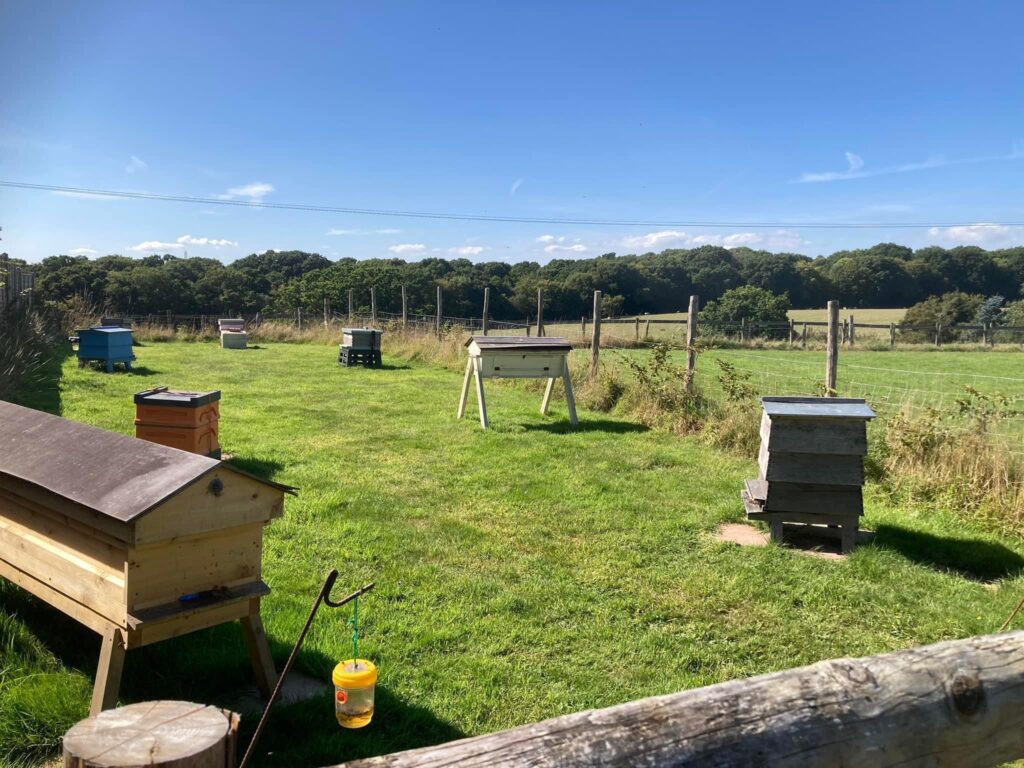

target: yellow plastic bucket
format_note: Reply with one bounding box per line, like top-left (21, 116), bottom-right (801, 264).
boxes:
top-left (332, 659), bottom-right (378, 728)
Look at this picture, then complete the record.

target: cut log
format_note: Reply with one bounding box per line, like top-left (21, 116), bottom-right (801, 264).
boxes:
top-left (63, 701), bottom-right (238, 768)
top-left (333, 631), bottom-right (1024, 768)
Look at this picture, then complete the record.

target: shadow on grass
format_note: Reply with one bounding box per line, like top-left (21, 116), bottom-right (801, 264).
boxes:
top-left (227, 455), bottom-right (286, 483)
top-left (521, 419), bottom-right (649, 435)
top-left (873, 523), bottom-right (1024, 582)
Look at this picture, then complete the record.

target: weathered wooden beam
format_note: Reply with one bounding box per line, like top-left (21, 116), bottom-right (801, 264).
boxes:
top-left (825, 300), bottom-right (839, 395)
top-left (335, 632), bottom-right (1024, 768)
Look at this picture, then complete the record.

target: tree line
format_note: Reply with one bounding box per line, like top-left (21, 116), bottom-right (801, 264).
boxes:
top-left (11, 241), bottom-right (1024, 321)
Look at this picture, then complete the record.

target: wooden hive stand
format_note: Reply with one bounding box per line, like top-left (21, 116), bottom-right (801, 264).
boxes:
top-left (0, 401), bottom-right (297, 714)
top-left (339, 327), bottom-right (383, 367)
top-left (459, 336), bottom-right (577, 429)
top-left (742, 396), bottom-right (875, 553)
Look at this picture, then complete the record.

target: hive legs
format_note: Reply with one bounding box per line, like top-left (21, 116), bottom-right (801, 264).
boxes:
top-left (541, 377), bottom-right (556, 415)
top-left (90, 626), bottom-right (126, 715)
top-left (562, 368), bottom-right (578, 426)
top-left (473, 362), bottom-right (489, 429)
top-left (240, 600), bottom-right (277, 699)
top-left (457, 359), bottom-right (473, 419)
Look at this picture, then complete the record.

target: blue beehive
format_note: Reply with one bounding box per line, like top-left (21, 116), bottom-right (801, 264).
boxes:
top-left (75, 326), bottom-right (135, 372)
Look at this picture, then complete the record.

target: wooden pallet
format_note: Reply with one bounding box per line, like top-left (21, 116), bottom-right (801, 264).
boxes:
top-left (338, 347), bottom-right (382, 367)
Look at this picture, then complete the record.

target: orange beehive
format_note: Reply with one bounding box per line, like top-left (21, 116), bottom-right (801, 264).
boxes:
top-left (135, 387), bottom-right (221, 458)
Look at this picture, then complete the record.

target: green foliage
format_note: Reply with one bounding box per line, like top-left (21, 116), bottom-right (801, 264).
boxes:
top-left (716, 358), bottom-right (757, 402)
top-left (700, 285), bottom-right (791, 325)
top-left (903, 291), bottom-right (985, 341)
top-left (975, 295), bottom-right (1005, 325)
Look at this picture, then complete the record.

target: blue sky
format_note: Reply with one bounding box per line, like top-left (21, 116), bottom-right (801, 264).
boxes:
top-left (2, 1), bottom-right (1023, 263)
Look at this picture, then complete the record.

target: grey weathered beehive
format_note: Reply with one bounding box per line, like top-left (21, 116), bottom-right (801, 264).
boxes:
top-left (743, 396), bottom-right (875, 553)
top-left (0, 401), bottom-right (294, 713)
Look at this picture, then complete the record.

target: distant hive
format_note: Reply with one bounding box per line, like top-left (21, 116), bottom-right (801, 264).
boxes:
top-left (218, 318), bottom-right (247, 349)
top-left (742, 396), bottom-right (875, 553)
top-left (339, 327), bottom-right (383, 367)
top-left (134, 386), bottom-right (222, 458)
top-left (75, 326), bottom-right (135, 372)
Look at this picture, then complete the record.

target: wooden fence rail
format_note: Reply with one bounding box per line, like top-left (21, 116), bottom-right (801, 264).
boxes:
top-left (335, 631), bottom-right (1024, 768)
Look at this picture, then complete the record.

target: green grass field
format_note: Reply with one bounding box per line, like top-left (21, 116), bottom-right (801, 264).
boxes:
top-left (5, 341), bottom-right (1024, 766)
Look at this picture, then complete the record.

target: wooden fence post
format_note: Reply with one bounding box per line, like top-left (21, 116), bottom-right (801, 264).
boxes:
top-left (590, 290), bottom-right (602, 378)
top-left (525, 318), bottom-right (531, 337)
top-left (348, 289), bottom-right (354, 323)
top-left (323, 298), bottom-right (330, 328)
top-left (536, 287), bottom-right (544, 337)
top-left (935, 323), bottom-right (943, 347)
top-left (685, 295), bottom-right (699, 392)
top-left (482, 287), bottom-right (490, 335)
top-left (848, 314), bottom-right (855, 346)
top-left (370, 287), bottom-right (377, 327)
top-left (436, 285), bottom-right (443, 338)
top-left (401, 286), bottom-right (408, 328)
top-left (644, 319), bottom-right (650, 340)
top-left (634, 317), bottom-right (640, 342)
top-left (890, 322), bottom-right (896, 347)
top-left (825, 301), bottom-right (838, 396)
top-left (581, 316), bottom-right (587, 336)
top-left (788, 318), bottom-right (795, 347)
top-left (741, 318), bottom-right (748, 343)
top-left (802, 323), bottom-right (808, 349)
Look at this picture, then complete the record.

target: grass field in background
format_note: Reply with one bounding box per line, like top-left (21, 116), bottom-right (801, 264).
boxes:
top-left (5, 342), bottom-right (1024, 765)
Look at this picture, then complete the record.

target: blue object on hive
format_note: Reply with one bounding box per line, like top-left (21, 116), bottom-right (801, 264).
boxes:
top-left (75, 326), bottom-right (135, 372)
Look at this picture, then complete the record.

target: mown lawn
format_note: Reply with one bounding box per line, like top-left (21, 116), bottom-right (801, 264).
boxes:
top-left (4, 341), bottom-right (1024, 766)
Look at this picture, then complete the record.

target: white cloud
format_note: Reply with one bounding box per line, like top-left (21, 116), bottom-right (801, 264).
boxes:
top-left (927, 223), bottom-right (1023, 246)
top-left (544, 244), bottom-right (588, 254)
top-left (622, 229), bottom-right (808, 251)
top-left (176, 234), bottom-right (237, 247)
top-left (510, 178), bottom-right (524, 196)
top-left (125, 155), bottom-right (148, 174)
top-left (796, 144), bottom-right (1024, 183)
top-left (327, 228), bottom-right (358, 235)
top-left (127, 240), bottom-right (183, 252)
top-left (389, 243), bottom-right (427, 254)
top-left (536, 234), bottom-right (558, 243)
top-left (219, 181), bottom-right (274, 200)
top-left (69, 247), bottom-right (96, 255)
top-left (449, 246), bottom-right (486, 256)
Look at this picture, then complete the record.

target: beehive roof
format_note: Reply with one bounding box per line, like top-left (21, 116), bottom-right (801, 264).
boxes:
top-left (466, 336), bottom-right (573, 352)
top-left (761, 396), bottom-right (875, 420)
top-left (0, 401), bottom-right (290, 523)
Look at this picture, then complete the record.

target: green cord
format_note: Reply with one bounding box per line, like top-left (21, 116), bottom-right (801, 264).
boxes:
top-left (348, 594), bottom-right (359, 665)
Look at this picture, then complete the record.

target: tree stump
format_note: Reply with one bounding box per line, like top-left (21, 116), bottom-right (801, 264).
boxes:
top-left (63, 701), bottom-right (239, 768)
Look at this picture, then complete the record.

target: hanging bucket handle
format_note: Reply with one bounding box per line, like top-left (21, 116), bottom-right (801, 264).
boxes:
top-left (324, 569), bottom-right (374, 608)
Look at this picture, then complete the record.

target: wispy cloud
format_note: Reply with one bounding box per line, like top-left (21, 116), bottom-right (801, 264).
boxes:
top-left (927, 223), bottom-right (1024, 247)
top-left (218, 182), bottom-right (274, 200)
top-left (125, 155), bottom-right (148, 174)
top-left (69, 247), bottom-right (96, 255)
top-left (509, 177), bottom-right (524, 196)
top-left (537, 234), bottom-right (587, 254)
top-left (449, 246), bottom-right (486, 256)
top-left (389, 243), bottom-right (427, 254)
top-left (796, 144), bottom-right (1024, 183)
top-left (127, 234), bottom-right (238, 252)
top-left (622, 229), bottom-right (808, 251)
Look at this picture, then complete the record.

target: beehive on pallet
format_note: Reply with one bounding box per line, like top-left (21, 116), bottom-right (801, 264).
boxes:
top-left (339, 327), bottom-right (383, 367)
top-left (742, 396), bottom-right (875, 553)
top-left (458, 336), bottom-right (577, 429)
top-left (75, 326), bottom-right (135, 372)
top-left (0, 401), bottom-right (295, 714)
top-left (134, 386), bottom-right (221, 458)
top-left (218, 318), bottom-right (248, 349)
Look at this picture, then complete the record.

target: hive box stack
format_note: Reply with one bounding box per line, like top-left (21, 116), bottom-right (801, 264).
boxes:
top-left (75, 326), bottom-right (135, 372)
top-left (134, 387), bottom-right (222, 458)
top-left (741, 396), bottom-right (875, 553)
top-left (0, 401), bottom-right (295, 714)
top-left (218, 318), bottom-right (247, 349)
top-left (339, 327), bottom-right (383, 367)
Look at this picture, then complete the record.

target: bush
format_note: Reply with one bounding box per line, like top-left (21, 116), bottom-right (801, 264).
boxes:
top-left (902, 291), bottom-right (984, 342)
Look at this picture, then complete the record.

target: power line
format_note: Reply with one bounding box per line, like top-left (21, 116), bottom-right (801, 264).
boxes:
top-left (1, 179), bottom-right (1022, 230)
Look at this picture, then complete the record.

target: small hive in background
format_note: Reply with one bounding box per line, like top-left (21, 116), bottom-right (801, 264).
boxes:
top-left (339, 327), bottom-right (383, 367)
top-left (135, 387), bottom-right (222, 458)
top-left (218, 318), bottom-right (247, 349)
top-left (75, 326), bottom-right (135, 372)
top-left (742, 396), bottom-right (875, 553)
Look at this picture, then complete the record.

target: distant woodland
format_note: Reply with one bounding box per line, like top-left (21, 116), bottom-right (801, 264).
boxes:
top-left (8, 242), bottom-right (1024, 320)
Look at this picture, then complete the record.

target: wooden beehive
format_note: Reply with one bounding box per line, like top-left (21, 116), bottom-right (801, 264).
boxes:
top-left (742, 396), bottom-right (874, 553)
top-left (134, 387), bottom-right (221, 458)
top-left (217, 318), bottom-right (245, 332)
top-left (76, 326), bottom-right (135, 372)
top-left (0, 401), bottom-right (295, 714)
top-left (459, 336), bottom-right (577, 428)
top-left (343, 328), bottom-right (382, 351)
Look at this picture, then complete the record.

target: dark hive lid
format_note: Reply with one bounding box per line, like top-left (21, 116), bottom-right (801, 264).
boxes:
top-left (466, 336), bottom-right (573, 352)
top-left (134, 387), bottom-right (221, 407)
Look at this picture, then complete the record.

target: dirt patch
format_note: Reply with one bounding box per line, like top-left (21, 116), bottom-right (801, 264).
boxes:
top-left (713, 522), bottom-right (873, 561)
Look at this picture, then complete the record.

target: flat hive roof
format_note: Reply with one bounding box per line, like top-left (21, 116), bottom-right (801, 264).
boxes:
top-left (0, 401), bottom-right (276, 523)
top-left (761, 396), bottom-right (875, 420)
top-left (466, 336), bottom-right (573, 352)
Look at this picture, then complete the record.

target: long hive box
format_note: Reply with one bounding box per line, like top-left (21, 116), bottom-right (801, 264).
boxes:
top-left (465, 336), bottom-right (572, 378)
top-left (0, 401), bottom-right (294, 710)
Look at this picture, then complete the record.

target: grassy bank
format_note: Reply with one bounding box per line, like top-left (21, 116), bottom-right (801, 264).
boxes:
top-left (3, 341), bottom-right (1024, 765)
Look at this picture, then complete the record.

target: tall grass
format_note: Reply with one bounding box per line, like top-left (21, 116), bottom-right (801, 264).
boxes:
top-left (0, 304), bottom-right (59, 402)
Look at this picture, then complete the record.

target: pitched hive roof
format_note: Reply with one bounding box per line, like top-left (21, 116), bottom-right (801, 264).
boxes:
top-left (0, 401), bottom-right (290, 523)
